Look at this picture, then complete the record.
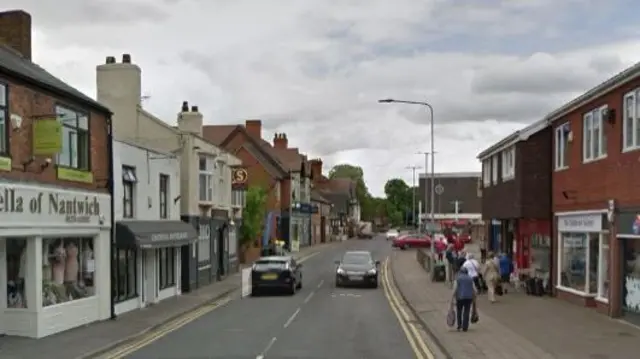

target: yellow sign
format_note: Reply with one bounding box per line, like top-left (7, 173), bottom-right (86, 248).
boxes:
top-left (57, 167), bottom-right (93, 184)
top-left (0, 156), bottom-right (11, 172)
top-left (33, 119), bottom-right (62, 155)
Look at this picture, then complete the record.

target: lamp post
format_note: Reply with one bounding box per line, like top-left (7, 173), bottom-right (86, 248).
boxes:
top-left (417, 151), bottom-right (436, 233)
top-left (405, 165), bottom-right (422, 229)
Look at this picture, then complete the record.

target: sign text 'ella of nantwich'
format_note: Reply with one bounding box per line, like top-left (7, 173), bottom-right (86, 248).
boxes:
top-left (0, 188), bottom-right (100, 218)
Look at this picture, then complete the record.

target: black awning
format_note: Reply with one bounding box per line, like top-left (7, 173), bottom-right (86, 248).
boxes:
top-left (116, 220), bottom-right (198, 249)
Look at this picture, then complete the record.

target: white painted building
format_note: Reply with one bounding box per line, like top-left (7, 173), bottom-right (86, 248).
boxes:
top-left (112, 140), bottom-right (197, 316)
top-left (0, 183), bottom-right (111, 338)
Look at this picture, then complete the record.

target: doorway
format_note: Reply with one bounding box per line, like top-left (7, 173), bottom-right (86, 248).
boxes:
top-left (217, 226), bottom-right (225, 278)
top-left (320, 216), bottom-right (326, 243)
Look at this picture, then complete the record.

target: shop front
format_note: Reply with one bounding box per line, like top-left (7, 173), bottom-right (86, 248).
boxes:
top-left (555, 211), bottom-right (609, 311)
top-left (616, 211), bottom-right (640, 324)
top-left (489, 219), bottom-right (501, 252)
top-left (0, 183), bottom-right (111, 338)
top-left (112, 220), bottom-right (198, 316)
top-left (516, 219), bottom-right (552, 294)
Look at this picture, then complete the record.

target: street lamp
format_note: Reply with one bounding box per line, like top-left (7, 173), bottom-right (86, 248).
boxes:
top-left (405, 165), bottom-right (422, 229)
top-left (416, 151), bottom-right (436, 233)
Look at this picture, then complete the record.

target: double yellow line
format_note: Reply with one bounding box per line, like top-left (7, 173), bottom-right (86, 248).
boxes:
top-left (381, 258), bottom-right (434, 359)
top-left (100, 297), bottom-right (231, 359)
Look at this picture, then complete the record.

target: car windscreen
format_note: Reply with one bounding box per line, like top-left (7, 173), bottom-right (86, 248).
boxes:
top-left (342, 253), bottom-right (372, 265)
top-left (253, 260), bottom-right (287, 270)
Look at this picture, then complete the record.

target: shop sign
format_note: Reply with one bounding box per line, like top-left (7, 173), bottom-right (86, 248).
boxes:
top-left (33, 118), bottom-right (62, 155)
top-left (150, 232), bottom-right (190, 242)
top-left (231, 167), bottom-right (248, 190)
top-left (57, 167), bottom-right (94, 184)
top-left (0, 156), bottom-right (11, 172)
top-left (557, 213), bottom-right (602, 232)
top-left (616, 212), bottom-right (640, 236)
top-left (0, 184), bottom-right (109, 225)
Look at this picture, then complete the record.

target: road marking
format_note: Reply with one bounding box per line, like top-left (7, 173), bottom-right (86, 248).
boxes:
top-left (102, 297), bottom-right (231, 359)
top-left (283, 307), bottom-right (301, 328)
top-left (317, 279), bottom-right (324, 288)
top-left (382, 259), bottom-right (434, 359)
top-left (256, 336), bottom-right (278, 359)
top-left (298, 251), bottom-right (321, 263)
top-left (303, 291), bottom-right (315, 304)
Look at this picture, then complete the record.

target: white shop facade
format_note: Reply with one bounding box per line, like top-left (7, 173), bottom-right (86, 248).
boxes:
top-left (0, 182), bottom-right (111, 338)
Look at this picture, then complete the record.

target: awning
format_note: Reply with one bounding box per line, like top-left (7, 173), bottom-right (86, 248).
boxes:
top-left (116, 220), bottom-right (198, 249)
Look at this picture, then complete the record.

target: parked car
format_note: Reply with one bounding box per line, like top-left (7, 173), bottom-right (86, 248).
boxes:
top-left (251, 256), bottom-right (302, 296)
top-left (386, 229), bottom-right (399, 241)
top-left (458, 233), bottom-right (472, 244)
top-left (392, 234), bottom-right (431, 249)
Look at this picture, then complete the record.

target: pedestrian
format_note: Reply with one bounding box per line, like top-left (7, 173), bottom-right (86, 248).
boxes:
top-left (462, 253), bottom-right (482, 293)
top-left (483, 252), bottom-right (500, 303)
top-left (451, 267), bottom-right (476, 332)
top-left (498, 252), bottom-right (513, 294)
top-left (445, 243), bottom-right (456, 284)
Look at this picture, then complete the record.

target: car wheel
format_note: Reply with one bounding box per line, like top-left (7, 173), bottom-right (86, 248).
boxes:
top-left (288, 281), bottom-right (296, 295)
top-left (371, 282), bottom-right (378, 289)
top-left (402, 244), bottom-right (408, 250)
top-left (251, 287), bottom-right (259, 296)
top-left (297, 277), bottom-right (303, 289)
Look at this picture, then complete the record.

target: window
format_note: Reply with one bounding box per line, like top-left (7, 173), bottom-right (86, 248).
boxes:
top-left (42, 237), bottom-right (95, 307)
top-left (232, 190), bottom-right (246, 207)
top-left (114, 249), bottom-right (137, 302)
top-left (0, 83), bottom-right (8, 154)
top-left (623, 238), bottom-right (640, 313)
top-left (555, 123), bottom-right (570, 170)
top-left (122, 166), bottom-right (137, 218)
top-left (198, 223), bottom-right (211, 263)
top-left (598, 235), bottom-right (609, 301)
top-left (583, 106), bottom-right (607, 162)
top-left (491, 155), bottom-right (498, 184)
top-left (623, 89), bottom-right (640, 151)
top-left (501, 147), bottom-right (515, 180)
top-left (482, 160), bottom-right (491, 186)
top-left (159, 174), bottom-right (169, 219)
top-left (56, 105), bottom-right (89, 170)
top-left (158, 247), bottom-right (176, 290)
top-left (199, 156), bottom-right (214, 201)
top-left (558, 232), bottom-right (601, 294)
top-left (6, 238), bottom-right (28, 308)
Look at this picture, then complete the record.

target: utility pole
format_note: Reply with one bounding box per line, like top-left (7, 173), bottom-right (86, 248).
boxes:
top-left (406, 165), bottom-right (422, 229)
top-left (417, 151), bottom-right (436, 233)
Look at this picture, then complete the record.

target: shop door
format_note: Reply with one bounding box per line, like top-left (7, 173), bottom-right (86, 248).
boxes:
top-left (217, 227), bottom-right (225, 277)
top-left (141, 251), bottom-right (146, 304)
top-left (320, 216), bottom-right (326, 243)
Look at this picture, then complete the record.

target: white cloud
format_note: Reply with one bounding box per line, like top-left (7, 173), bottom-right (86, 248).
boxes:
top-left (9, 0), bottom-right (639, 196)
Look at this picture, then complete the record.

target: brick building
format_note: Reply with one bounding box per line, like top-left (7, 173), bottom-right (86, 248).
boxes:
top-left (478, 120), bottom-right (552, 277)
top-left (418, 172), bottom-right (482, 223)
top-left (0, 10), bottom-right (113, 337)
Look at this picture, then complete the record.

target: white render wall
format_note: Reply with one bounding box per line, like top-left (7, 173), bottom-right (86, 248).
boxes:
top-left (113, 141), bottom-right (181, 221)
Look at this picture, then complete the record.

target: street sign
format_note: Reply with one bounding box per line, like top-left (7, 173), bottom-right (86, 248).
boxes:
top-left (435, 184), bottom-right (444, 195)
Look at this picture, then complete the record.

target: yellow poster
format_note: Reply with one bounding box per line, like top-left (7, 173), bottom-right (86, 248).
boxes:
top-left (33, 119), bottom-right (62, 155)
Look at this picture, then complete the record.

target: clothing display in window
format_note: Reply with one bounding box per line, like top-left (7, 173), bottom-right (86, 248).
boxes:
top-left (6, 238), bottom-right (28, 308)
top-left (42, 238), bottom-right (94, 306)
top-left (624, 239), bottom-right (640, 313)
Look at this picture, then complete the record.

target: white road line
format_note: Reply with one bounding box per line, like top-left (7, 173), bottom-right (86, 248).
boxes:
top-left (283, 308), bottom-right (301, 328)
top-left (317, 279), bottom-right (324, 289)
top-left (256, 336), bottom-right (277, 359)
top-left (303, 291), bottom-right (315, 304)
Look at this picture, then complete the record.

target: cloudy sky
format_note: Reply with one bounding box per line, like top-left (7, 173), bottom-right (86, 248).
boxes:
top-left (12, 0), bottom-right (640, 196)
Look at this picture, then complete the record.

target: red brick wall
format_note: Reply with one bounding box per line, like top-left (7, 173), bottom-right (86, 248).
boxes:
top-left (1, 75), bottom-right (109, 193)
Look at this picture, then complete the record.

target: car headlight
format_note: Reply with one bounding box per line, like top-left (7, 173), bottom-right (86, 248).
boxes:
top-left (367, 268), bottom-right (377, 275)
top-left (337, 267), bottom-right (345, 275)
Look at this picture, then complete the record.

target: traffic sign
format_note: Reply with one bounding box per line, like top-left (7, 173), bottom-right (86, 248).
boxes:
top-left (435, 184), bottom-right (444, 195)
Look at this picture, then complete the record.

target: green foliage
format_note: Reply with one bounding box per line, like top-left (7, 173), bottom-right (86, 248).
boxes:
top-left (383, 178), bottom-right (413, 227)
top-left (328, 163), bottom-right (373, 219)
top-left (240, 186), bottom-right (268, 247)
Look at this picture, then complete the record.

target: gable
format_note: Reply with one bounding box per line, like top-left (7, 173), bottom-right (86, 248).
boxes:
top-left (234, 142), bottom-right (286, 179)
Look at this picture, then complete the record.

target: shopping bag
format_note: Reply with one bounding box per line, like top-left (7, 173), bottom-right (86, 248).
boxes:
top-left (446, 301), bottom-right (456, 327)
top-left (471, 299), bottom-right (479, 323)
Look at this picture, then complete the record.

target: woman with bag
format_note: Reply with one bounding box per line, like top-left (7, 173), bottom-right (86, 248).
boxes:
top-left (450, 267), bottom-right (477, 331)
top-left (483, 252), bottom-right (500, 303)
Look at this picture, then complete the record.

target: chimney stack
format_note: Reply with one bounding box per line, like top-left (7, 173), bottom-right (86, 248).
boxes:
top-left (0, 10), bottom-right (32, 60)
top-left (122, 54), bottom-right (131, 63)
top-left (245, 119), bottom-right (262, 138)
top-left (310, 159), bottom-right (323, 181)
top-left (273, 133), bottom-right (288, 149)
top-left (181, 101), bottom-right (189, 112)
top-left (105, 56), bottom-right (116, 64)
top-left (177, 101), bottom-right (203, 136)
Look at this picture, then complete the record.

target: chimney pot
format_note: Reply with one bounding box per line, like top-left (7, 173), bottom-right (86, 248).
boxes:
top-left (105, 56), bottom-right (116, 64)
top-left (191, 105), bottom-right (198, 112)
top-left (181, 101), bottom-right (189, 112)
top-left (122, 54), bottom-right (131, 63)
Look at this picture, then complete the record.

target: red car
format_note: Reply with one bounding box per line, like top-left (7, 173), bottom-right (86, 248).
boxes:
top-left (458, 233), bottom-right (472, 244)
top-left (392, 234), bottom-right (431, 249)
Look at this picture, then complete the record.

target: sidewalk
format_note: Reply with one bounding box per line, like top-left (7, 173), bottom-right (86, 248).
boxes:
top-left (390, 249), bottom-right (640, 359)
top-left (0, 241), bottom-right (342, 359)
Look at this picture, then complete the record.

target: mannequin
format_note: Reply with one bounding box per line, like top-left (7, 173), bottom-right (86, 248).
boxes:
top-left (65, 241), bottom-right (85, 299)
top-left (49, 239), bottom-right (67, 303)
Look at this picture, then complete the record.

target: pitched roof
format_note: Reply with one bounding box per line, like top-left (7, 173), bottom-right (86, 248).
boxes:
top-left (0, 45), bottom-right (110, 114)
top-left (311, 189), bottom-right (331, 204)
top-left (202, 124), bottom-right (288, 177)
top-left (273, 148), bottom-right (302, 172)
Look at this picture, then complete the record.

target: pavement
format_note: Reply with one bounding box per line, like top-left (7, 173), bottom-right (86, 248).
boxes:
top-left (0, 240), bottom-right (345, 359)
top-left (390, 246), bottom-right (640, 359)
top-left (95, 235), bottom-right (431, 359)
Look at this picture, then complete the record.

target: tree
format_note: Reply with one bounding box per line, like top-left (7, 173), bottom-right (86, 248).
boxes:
top-left (240, 185), bottom-right (268, 249)
top-left (384, 178), bottom-right (411, 210)
top-left (329, 163), bottom-right (374, 220)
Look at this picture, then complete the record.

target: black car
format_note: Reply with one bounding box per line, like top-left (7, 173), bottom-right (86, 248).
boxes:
top-left (334, 251), bottom-right (380, 288)
top-left (251, 256), bottom-right (302, 296)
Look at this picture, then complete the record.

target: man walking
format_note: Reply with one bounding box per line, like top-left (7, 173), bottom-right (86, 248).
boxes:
top-left (451, 267), bottom-right (477, 332)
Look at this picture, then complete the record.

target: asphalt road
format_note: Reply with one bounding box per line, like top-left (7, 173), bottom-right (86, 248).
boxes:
top-left (124, 236), bottom-right (418, 359)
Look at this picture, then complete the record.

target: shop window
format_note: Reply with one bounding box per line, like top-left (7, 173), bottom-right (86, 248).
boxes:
top-left (56, 105), bottom-right (89, 170)
top-left (598, 236), bottom-right (610, 301)
top-left (123, 166), bottom-right (137, 218)
top-left (623, 239), bottom-right (640, 313)
top-left (158, 247), bottom-right (176, 290)
top-left (159, 174), bottom-right (169, 219)
top-left (558, 232), bottom-right (602, 294)
top-left (114, 249), bottom-right (137, 303)
top-left (198, 223), bottom-right (211, 263)
top-left (530, 234), bottom-right (551, 279)
top-left (0, 83), bottom-right (7, 154)
top-left (42, 238), bottom-right (95, 307)
top-left (6, 238), bottom-right (28, 308)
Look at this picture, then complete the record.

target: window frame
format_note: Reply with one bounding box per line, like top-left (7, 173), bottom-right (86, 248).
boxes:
top-left (582, 106), bottom-right (608, 162)
top-left (491, 155), bottom-right (498, 184)
top-left (158, 247), bottom-right (176, 290)
top-left (122, 166), bottom-right (137, 218)
top-left (555, 122), bottom-right (570, 170)
top-left (114, 248), bottom-right (138, 303)
top-left (622, 89), bottom-right (640, 152)
top-left (597, 236), bottom-right (609, 302)
top-left (159, 173), bottom-right (169, 219)
top-left (0, 82), bottom-right (9, 156)
top-left (500, 147), bottom-right (515, 181)
top-left (482, 159), bottom-right (491, 186)
top-left (198, 155), bottom-right (215, 202)
top-left (557, 231), bottom-right (604, 296)
top-left (55, 104), bottom-right (90, 171)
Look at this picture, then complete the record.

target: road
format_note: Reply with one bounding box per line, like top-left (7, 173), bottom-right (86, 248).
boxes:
top-left (102, 236), bottom-right (433, 359)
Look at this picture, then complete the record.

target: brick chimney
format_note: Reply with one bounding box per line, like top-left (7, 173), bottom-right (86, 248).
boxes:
top-left (0, 10), bottom-right (32, 60)
top-left (310, 159), bottom-right (323, 181)
top-left (245, 120), bottom-right (262, 138)
top-left (273, 133), bottom-right (288, 149)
